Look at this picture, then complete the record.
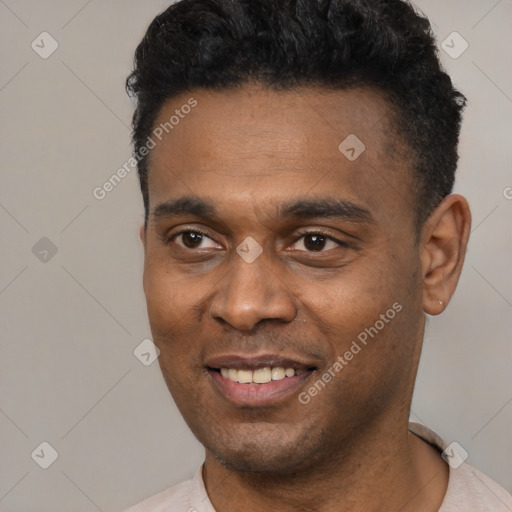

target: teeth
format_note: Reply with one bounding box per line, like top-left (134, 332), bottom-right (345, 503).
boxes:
top-left (271, 367), bottom-right (285, 380)
top-left (253, 367), bottom-right (272, 383)
top-left (219, 366), bottom-right (298, 384)
top-left (285, 367), bottom-right (295, 378)
top-left (237, 369), bottom-right (253, 384)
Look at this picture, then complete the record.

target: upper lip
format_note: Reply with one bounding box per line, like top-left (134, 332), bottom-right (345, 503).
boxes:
top-left (205, 353), bottom-right (318, 371)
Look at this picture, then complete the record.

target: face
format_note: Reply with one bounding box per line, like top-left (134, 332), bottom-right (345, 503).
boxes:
top-left (141, 84), bottom-right (427, 474)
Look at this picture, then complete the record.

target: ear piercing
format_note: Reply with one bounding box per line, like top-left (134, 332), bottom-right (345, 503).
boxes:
top-left (438, 299), bottom-right (445, 308)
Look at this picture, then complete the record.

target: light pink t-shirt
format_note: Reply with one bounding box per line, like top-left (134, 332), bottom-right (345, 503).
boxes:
top-left (124, 422), bottom-right (512, 512)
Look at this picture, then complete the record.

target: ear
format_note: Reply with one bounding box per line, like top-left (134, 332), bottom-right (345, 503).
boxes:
top-left (419, 194), bottom-right (471, 315)
top-left (139, 222), bottom-right (146, 249)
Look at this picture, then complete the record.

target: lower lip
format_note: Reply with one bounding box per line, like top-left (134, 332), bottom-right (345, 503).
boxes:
top-left (208, 369), bottom-right (314, 406)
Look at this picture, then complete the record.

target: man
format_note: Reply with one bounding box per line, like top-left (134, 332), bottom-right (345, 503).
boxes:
top-left (124, 0), bottom-right (512, 510)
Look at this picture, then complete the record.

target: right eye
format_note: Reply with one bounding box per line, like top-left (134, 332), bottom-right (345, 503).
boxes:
top-left (167, 229), bottom-right (221, 250)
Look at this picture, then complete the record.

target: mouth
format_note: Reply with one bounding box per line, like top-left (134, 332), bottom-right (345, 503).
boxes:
top-left (213, 366), bottom-right (310, 384)
top-left (205, 355), bottom-right (317, 406)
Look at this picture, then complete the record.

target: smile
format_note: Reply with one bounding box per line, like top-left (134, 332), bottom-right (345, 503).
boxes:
top-left (205, 355), bottom-right (317, 406)
top-left (218, 366), bottom-right (307, 384)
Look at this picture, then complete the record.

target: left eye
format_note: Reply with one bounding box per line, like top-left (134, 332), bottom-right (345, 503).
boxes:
top-left (291, 233), bottom-right (344, 252)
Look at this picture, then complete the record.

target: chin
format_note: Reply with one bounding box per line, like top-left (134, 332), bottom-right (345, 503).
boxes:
top-left (202, 424), bottom-right (325, 475)
top-left (211, 446), bottom-right (306, 474)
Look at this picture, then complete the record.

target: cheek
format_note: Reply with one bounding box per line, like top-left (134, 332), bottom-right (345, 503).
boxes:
top-left (302, 249), bottom-right (418, 351)
top-left (143, 261), bottom-right (213, 374)
top-left (144, 256), bottom-right (198, 316)
top-left (305, 255), bottom-right (395, 313)
top-left (144, 269), bottom-right (203, 393)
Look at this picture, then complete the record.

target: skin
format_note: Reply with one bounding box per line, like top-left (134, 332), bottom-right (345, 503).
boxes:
top-left (139, 84), bottom-right (471, 512)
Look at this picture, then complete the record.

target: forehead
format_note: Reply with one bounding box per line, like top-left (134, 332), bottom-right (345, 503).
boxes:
top-left (147, 84), bottom-right (414, 225)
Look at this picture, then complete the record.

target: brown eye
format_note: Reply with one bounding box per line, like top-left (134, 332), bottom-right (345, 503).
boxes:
top-left (181, 231), bottom-right (204, 248)
top-left (168, 230), bottom-right (220, 250)
top-left (303, 234), bottom-right (328, 251)
top-left (291, 232), bottom-right (344, 252)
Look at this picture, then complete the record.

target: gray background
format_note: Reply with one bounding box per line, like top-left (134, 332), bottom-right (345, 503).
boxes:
top-left (0, 1), bottom-right (511, 510)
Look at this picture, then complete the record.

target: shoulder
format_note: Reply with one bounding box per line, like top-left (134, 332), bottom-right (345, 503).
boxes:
top-left (441, 462), bottom-right (512, 511)
top-left (408, 422), bottom-right (512, 511)
top-left (123, 478), bottom-right (192, 512)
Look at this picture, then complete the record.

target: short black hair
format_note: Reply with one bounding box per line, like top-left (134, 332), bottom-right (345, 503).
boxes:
top-left (126, 0), bottom-right (466, 228)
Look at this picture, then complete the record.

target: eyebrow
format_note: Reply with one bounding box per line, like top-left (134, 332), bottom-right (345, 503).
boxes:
top-left (153, 196), bottom-right (216, 219)
top-left (279, 198), bottom-right (373, 223)
top-left (152, 196), bottom-right (373, 223)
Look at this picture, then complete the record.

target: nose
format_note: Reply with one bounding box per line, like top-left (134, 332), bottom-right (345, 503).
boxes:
top-left (208, 252), bottom-right (297, 332)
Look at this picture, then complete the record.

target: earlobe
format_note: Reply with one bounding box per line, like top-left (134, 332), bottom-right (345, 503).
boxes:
top-left (420, 194), bottom-right (471, 315)
top-left (139, 223), bottom-right (146, 248)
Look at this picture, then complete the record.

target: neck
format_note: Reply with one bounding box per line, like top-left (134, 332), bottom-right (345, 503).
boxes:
top-left (203, 414), bottom-right (448, 512)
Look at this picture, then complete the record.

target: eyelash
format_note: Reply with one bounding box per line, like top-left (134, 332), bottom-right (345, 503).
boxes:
top-left (293, 229), bottom-right (349, 249)
top-left (166, 228), bottom-right (210, 242)
top-left (164, 228), bottom-right (349, 251)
